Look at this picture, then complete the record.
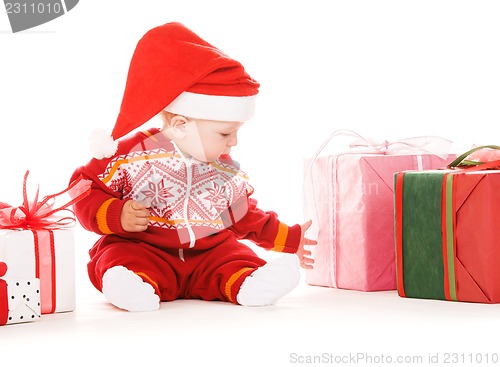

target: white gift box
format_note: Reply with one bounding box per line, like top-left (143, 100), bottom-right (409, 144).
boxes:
top-left (0, 229), bottom-right (75, 314)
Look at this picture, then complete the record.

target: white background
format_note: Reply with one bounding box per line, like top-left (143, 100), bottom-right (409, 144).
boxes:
top-left (1, 0), bottom-right (499, 220)
top-left (1, 1), bottom-right (500, 366)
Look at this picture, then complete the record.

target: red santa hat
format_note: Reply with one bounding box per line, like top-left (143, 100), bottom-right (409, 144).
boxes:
top-left (91, 22), bottom-right (260, 159)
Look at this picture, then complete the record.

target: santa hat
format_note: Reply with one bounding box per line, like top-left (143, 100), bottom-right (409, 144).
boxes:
top-left (91, 22), bottom-right (260, 159)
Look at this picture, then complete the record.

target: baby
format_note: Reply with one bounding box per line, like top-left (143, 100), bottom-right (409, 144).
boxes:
top-left (69, 22), bottom-right (315, 311)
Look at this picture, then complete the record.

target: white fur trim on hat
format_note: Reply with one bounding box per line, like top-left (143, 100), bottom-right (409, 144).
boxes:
top-left (89, 129), bottom-right (118, 159)
top-left (165, 91), bottom-right (257, 122)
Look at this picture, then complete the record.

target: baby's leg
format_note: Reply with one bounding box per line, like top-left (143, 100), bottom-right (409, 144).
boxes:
top-left (88, 240), bottom-right (178, 312)
top-left (187, 240), bottom-right (300, 306)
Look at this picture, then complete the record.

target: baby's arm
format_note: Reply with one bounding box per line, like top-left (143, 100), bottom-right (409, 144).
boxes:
top-left (69, 167), bottom-right (148, 235)
top-left (228, 197), bottom-right (300, 252)
top-left (228, 197), bottom-right (317, 268)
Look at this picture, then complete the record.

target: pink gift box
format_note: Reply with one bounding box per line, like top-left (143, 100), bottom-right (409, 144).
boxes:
top-left (304, 151), bottom-right (454, 291)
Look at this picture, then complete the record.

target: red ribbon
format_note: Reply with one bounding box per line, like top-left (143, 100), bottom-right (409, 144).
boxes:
top-left (32, 230), bottom-right (57, 314)
top-left (395, 172), bottom-right (406, 298)
top-left (0, 171), bottom-right (91, 230)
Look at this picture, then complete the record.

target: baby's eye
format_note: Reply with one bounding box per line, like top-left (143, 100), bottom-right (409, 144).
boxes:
top-left (220, 133), bottom-right (230, 137)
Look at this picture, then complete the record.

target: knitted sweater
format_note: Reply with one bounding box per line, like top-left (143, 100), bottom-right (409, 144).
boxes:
top-left (70, 128), bottom-right (301, 253)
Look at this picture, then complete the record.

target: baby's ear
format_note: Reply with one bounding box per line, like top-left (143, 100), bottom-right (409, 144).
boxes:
top-left (169, 115), bottom-right (189, 139)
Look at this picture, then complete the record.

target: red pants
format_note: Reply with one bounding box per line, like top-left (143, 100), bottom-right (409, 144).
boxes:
top-left (87, 235), bottom-right (266, 304)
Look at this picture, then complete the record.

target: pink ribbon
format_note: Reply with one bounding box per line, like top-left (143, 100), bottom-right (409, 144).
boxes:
top-left (340, 130), bottom-right (453, 159)
top-left (304, 129), bottom-right (454, 198)
top-left (0, 171), bottom-right (91, 230)
top-left (303, 129), bottom-right (454, 255)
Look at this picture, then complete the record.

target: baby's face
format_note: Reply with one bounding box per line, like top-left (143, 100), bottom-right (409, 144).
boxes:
top-left (181, 119), bottom-right (244, 162)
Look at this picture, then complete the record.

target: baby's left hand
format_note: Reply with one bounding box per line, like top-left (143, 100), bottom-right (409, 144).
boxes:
top-left (296, 220), bottom-right (317, 269)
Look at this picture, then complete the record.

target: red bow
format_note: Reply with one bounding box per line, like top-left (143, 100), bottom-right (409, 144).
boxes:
top-left (0, 171), bottom-right (91, 230)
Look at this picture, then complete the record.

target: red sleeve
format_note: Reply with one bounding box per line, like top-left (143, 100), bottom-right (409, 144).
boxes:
top-left (68, 129), bottom-right (162, 235)
top-left (69, 164), bottom-right (128, 236)
top-left (228, 195), bottom-right (301, 254)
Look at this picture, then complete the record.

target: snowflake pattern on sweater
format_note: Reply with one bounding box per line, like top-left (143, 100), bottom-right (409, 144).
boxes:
top-left (97, 147), bottom-right (250, 231)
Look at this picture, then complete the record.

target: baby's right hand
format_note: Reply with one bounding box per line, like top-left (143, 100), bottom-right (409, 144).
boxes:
top-left (120, 199), bottom-right (151, 232)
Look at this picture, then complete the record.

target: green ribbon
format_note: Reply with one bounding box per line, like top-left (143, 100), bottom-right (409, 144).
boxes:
top-left (448, 145), bottom-right (500, 168)
top-left (444, 174), bottom-right (457, 301)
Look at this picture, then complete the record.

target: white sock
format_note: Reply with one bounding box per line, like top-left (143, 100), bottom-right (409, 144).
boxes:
top-left (236, 254), bottom-right (301, 307)
top-left (102, 266), bottom-right (160, 312)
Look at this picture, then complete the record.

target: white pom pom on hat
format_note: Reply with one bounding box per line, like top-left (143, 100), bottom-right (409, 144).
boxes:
top-left (89, 21), bottom-right (259, 159)
top-left (89, 129), bottom-right (119, 159)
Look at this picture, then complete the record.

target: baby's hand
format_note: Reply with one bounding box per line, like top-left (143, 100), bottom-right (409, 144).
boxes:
top-left (120, 199), bottom-right (151, 232)
top-left (296, 220), bottom-right (317, 269)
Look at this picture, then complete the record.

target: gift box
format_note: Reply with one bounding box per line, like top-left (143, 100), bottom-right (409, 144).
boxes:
top-left (304, 130), bottom-right (454, 291)
top-left (1, 262), bottom-right (41, 325)
top-left (0, 171), bottom-right (90, 314)
top-left (0, 229), bottom-right (75, 314)
top-left (395, 149), bottom-right (500, 303)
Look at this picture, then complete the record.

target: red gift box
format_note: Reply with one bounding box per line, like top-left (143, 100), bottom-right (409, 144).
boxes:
top-left (395, 149), bottom-right (500, 303)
